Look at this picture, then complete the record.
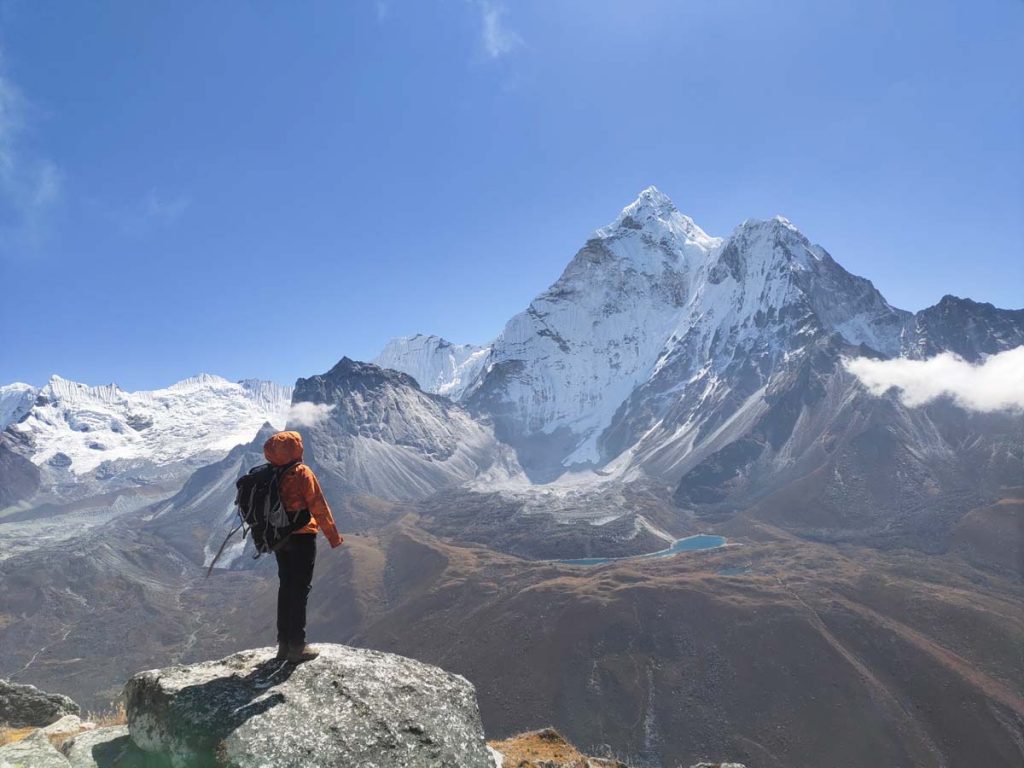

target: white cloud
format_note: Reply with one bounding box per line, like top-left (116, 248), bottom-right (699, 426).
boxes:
top-left (0, 54), bottom-right (62, 255)
top-left (844, 346), bottom-right (1024, 413)
top-left (287, 402), bottom-right (337, 428)
top-left (475, 0), bottom-right (523, 59)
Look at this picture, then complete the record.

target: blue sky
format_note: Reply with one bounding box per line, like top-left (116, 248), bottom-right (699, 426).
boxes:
top-left (1, 0), bottom-right (1021, 390)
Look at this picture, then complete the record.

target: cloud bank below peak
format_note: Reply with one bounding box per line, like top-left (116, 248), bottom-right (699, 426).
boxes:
top-left (844, 346), bottom-right (1024, 413)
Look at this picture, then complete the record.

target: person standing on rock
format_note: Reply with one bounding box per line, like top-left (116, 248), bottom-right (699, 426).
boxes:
top-left (262, 431), bottom-right (344, 663)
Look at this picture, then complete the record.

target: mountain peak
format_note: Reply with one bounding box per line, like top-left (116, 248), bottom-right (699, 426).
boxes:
top-left (934, 294), bottom-right (992, 310)
top-left (596, 186), bottom-right (719, 250)
top-left (320, 356), bottom-right (422, 391)
top-left (633, 184), bottom-right (676, 212)
top-left (615, 185), bottom-right (680, 226)
top-left (734, 215), bottom-right (802, 237)
top-left (166, 373), bottom-right (234, 391)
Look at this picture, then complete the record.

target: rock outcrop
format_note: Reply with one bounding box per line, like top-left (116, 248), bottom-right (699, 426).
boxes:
top-left (0, 679), bottom-right (80, 729)
top-left (124, 644), bottom-right (495, 768)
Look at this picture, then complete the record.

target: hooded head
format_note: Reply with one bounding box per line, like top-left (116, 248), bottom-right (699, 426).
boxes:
top-left (264, 431), bottom-right (304, 466)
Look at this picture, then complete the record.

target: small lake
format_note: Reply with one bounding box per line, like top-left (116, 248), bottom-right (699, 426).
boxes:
top-left (556, 534), bottom-right (727, 566)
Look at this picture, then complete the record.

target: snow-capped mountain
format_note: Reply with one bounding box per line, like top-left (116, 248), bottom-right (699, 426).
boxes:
top-left (1, 374), bottom-right (292, 502)
top-left (373, 334), bottom-right (490, 399)
top-left (466, 187), bottom-right (725, 475)
top-left (378, 187), bottom-right (915, 477)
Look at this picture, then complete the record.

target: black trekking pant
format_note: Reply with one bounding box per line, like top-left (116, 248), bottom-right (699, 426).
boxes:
top-left (275, 533), bottom-right (317, 646)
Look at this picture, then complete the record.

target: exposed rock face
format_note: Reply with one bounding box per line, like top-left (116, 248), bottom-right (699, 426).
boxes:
top-left (908, 295), bottom-right (1024, 360)
top-left (124, 644), bottom-right (494, 768)
top-left (0, 440), bottom-right (40, 508)
top-left (0, 678), bottom-right (80, 728)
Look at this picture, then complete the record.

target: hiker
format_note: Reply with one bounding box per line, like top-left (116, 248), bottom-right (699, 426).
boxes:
top-left (262, 430), bottom-right (343, 663)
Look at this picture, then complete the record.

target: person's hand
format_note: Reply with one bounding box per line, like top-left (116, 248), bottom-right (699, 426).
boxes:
top-left (330, 535), bottom-right (344, 549)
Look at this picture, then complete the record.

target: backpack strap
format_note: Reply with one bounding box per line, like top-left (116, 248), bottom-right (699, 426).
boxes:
top-left (274, 460), bottom-right (302, 482)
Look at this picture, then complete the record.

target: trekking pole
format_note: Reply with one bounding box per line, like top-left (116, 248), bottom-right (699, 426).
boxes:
top-left (206, 519), bottom-right (245, 577)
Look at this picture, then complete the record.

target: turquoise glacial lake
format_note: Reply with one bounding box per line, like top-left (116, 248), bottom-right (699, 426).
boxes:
top-left (557, 534), bottom-right (727, 566)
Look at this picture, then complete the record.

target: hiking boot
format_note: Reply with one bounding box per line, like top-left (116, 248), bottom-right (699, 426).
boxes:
top-left (275, 642), bottom-right (289, 660)
top-left (287, 643), bottom-right (319, 663)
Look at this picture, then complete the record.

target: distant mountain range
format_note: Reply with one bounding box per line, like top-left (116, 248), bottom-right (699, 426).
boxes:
top-left (4, 186), bottom-right (1022, 551)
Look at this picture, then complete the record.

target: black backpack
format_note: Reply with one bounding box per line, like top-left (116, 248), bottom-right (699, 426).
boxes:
top-left (206, 461), bottom-right (312, 576)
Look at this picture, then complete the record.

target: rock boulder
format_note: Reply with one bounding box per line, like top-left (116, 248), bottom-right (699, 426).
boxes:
top-left (0, 679), bottom-right (80, 728)
top-left (124, 644), bottom-right (494, 768)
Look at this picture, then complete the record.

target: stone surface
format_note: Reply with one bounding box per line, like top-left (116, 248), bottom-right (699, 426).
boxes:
top-left (61, 725), bottom-right (155, 768)
top-left (40, 714), bottom-right (83, 741)
top-left (124, 644), bottom-right (494, 768)
top-left (0, 730), bottom-right (70, 768)
top-left (0, 679), bottom-right (80, 728)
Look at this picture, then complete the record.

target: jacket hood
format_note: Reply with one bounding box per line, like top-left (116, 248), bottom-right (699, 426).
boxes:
top-left (264, 431), bottom-right (304, 466)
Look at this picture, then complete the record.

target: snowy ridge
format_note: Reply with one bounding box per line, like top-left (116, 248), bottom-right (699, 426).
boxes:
top-left (5, 374), bottom-right (293, 475)
top-left (373, 334), bottom-right (490, 399)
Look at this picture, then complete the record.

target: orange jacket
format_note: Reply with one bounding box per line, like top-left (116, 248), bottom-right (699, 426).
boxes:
top-left (263, 431), bottom-right (343, 548)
